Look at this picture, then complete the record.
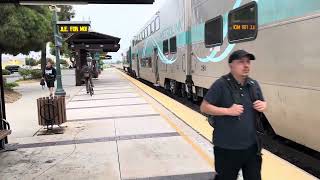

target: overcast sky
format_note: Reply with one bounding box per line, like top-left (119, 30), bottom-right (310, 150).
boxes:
top-left (72, 0), bottom-right (165, 61)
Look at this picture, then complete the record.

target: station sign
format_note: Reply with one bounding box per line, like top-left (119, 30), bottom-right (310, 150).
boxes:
top-left (58, 24), bottom-right (90, 34)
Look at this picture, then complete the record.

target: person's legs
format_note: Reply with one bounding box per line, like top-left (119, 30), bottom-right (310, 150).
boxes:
top-left (242, 144), bottom-right (262, 180)
top-left (85, 78), bottom-right (89, 93)
top-left (46, 80), bottom-right (54, 97)
top-left (214, 146), bottom-right (243, 180)
top-left (89, 77), bottom-right (94, 87)
top-left (49, 87), bottom-right (54, 97)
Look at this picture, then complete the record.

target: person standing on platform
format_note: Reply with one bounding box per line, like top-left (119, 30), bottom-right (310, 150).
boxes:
top-left (42, 59), bottom-right (57, 97)
top-left (200, 50), bottom-right (267, 180)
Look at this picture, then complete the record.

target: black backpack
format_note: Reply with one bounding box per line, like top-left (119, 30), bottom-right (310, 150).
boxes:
top-left (208, 74), bottom-right (266, 154)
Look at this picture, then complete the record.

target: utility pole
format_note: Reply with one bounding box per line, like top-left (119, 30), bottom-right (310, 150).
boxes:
top-left (51, 6), bottom-right (66, 96)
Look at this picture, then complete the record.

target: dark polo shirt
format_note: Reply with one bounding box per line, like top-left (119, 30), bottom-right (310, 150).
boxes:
top-left (204, 75), bottom-right (264, 150)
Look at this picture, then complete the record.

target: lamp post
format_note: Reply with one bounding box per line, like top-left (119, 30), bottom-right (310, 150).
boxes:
top-left (51, 6), bottom-right (66, 96)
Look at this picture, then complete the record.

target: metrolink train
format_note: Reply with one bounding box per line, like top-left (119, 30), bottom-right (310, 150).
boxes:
top-left (122, 0), bottom-right (320, 153)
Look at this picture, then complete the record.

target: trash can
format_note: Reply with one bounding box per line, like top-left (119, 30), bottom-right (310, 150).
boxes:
top-left (37, 96), bottom-right (67, 129)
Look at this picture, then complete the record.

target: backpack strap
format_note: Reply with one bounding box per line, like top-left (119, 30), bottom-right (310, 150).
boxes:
top-left (222, 74), bottom-right (242, 105)
top-left (247, 78), bottom-right (264, 155)
top-left (223, 74), bottom-right (264, 155)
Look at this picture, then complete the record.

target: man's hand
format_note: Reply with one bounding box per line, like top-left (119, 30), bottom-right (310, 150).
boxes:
top-left (253, 100), bottom-right (267, 112)
top-left (227, 104), bottom-right (244, 116)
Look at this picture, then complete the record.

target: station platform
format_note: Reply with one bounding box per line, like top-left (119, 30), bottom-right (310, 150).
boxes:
top-left (0, 68), bottom-right (317, 180)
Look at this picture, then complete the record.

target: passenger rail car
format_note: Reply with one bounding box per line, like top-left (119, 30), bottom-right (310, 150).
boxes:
top-left (126, 0), bottom-right (320, 153)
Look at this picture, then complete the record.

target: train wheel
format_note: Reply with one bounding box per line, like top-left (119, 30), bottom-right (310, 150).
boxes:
top-left (170, 80), bottom-right (177, 95)
top-left (164, 80), bottom-right (170, 91)
top-left (180, 83), bottom-right (186, 98)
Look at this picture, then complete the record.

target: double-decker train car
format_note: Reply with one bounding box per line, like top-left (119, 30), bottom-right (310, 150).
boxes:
top-left (126, 0), bottom-right (320, 153)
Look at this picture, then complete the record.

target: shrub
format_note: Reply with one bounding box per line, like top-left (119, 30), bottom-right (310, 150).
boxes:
top-left (19, 68), bottom-right (31, 80)
top-left (30, 69), bottom-right (43, 79)
top-left (25, 58), bottom-right (38, 66)
top-left (60, 59), bottom-right (68, 65)
top-left (2, 69), bottom-right (11, 75)
top-left (4, 82), bottom-right (19, 90)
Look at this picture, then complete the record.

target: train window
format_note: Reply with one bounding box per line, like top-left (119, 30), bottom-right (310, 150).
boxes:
top-left (205, 15), bottom-right (223, 48)
top-left (149, 24), bottom-right (153, 34)
top-left (141, 58), bottom-right (146, 67)
top-left (151, 20), bottom-right (155, 33)
top-left (228, 1), bottom-right (258, 43)
top-left (169, 36), bottom-right (177, 53)
top-left (163, 39), bottom-right (169, 54)
top-left (155, 16), bottom-right (160, 31)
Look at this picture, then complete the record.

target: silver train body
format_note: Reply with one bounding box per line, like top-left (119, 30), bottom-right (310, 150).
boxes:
top-left (124, 0), bottom-right (320, 152)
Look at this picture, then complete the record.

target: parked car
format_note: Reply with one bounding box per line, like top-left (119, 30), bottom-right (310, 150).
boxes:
top-left (5, 65), bottom-right (20, 73)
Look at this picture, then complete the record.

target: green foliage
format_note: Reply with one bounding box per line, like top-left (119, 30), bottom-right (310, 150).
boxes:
top-left (2, 69), bottom-right (11, 75)
top-left (25, 58), bottom-right (38, 66)
top-left (0, 5), bottom-right (74, 56)
top-left (0, 5), bottom-right (52, 55)
top-left (4, 82), bottom-right (19, 90)
top-left (30, 69), bottom-right (43, 79)
top-left (36, 60), bottom-right (41, 65)
top-left (18, 68), bottom-right (32, 80)
top-left (50, 41), bottom-right (72, 58)
top-left (60, 59), bottom-right (68, 65)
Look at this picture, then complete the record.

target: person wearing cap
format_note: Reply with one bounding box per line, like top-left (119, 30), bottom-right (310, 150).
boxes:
top-left (200, 50), bottom-right (267, 180)
top-left (80, 57), bottom-right (94, 94)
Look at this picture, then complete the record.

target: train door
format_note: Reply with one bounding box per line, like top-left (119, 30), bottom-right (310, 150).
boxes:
top-left (153, 48), bottom-right (160, 85)
top-left (136, 54), bottom-right (140, 78)
top-left (128, 47), bottom-right (132, 72)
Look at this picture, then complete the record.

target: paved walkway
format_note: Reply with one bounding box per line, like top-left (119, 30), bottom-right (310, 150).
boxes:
top-left (6, 69), bottom-right (82, 138)
top-left (0, 68), bottom-right (215, 180)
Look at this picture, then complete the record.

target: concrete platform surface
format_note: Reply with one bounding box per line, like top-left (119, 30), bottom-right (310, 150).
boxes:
top-left (0, 68), bottom-right (215, 180)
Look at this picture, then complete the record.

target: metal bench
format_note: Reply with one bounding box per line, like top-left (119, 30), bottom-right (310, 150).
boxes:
top-left (0, 119), bottom-right (11, 150)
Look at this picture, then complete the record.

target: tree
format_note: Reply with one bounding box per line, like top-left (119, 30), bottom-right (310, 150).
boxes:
top-left (0, 5), bottom-right (52, 118)
top-left (25, 58), bottom-right (38, 66)
top-left (0, 5), bottom-right (52, 55)
top-left (47, 6), bottom-right (75, 64)
top-left (57, 5), bottom-right (75, 21)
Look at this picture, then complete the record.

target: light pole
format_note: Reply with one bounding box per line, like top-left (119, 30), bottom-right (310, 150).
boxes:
top-left (51, 6), bottom-right (66, 96)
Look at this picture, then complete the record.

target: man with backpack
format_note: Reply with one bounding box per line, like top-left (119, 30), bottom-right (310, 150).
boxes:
top-left (200, 50), bottom-right (267, 180)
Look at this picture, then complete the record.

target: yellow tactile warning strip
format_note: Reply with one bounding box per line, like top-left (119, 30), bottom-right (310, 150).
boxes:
top-left (133, 82), bottom-right (214, 168)
top-left (118, 70), bottom-right (317, 180)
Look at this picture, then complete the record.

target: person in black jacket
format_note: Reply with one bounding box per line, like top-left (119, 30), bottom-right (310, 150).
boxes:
top-left (42, 59), bottom-right (57, 97)
top-left (200, 50), bottom-right (267, 180)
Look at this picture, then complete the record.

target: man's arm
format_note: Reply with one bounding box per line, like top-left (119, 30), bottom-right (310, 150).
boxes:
top-left (200, 100), bottom-right (244, 116)
top-left (200, 100), bottom-right (230, 116)
top-left (200, 79), bottom-right (244, 117)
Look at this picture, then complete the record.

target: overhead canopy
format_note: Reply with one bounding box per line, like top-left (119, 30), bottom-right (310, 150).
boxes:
top-left (17, 0), bottom-right (154, 4)
top-left (66, 32), bottom-right (120, 52)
